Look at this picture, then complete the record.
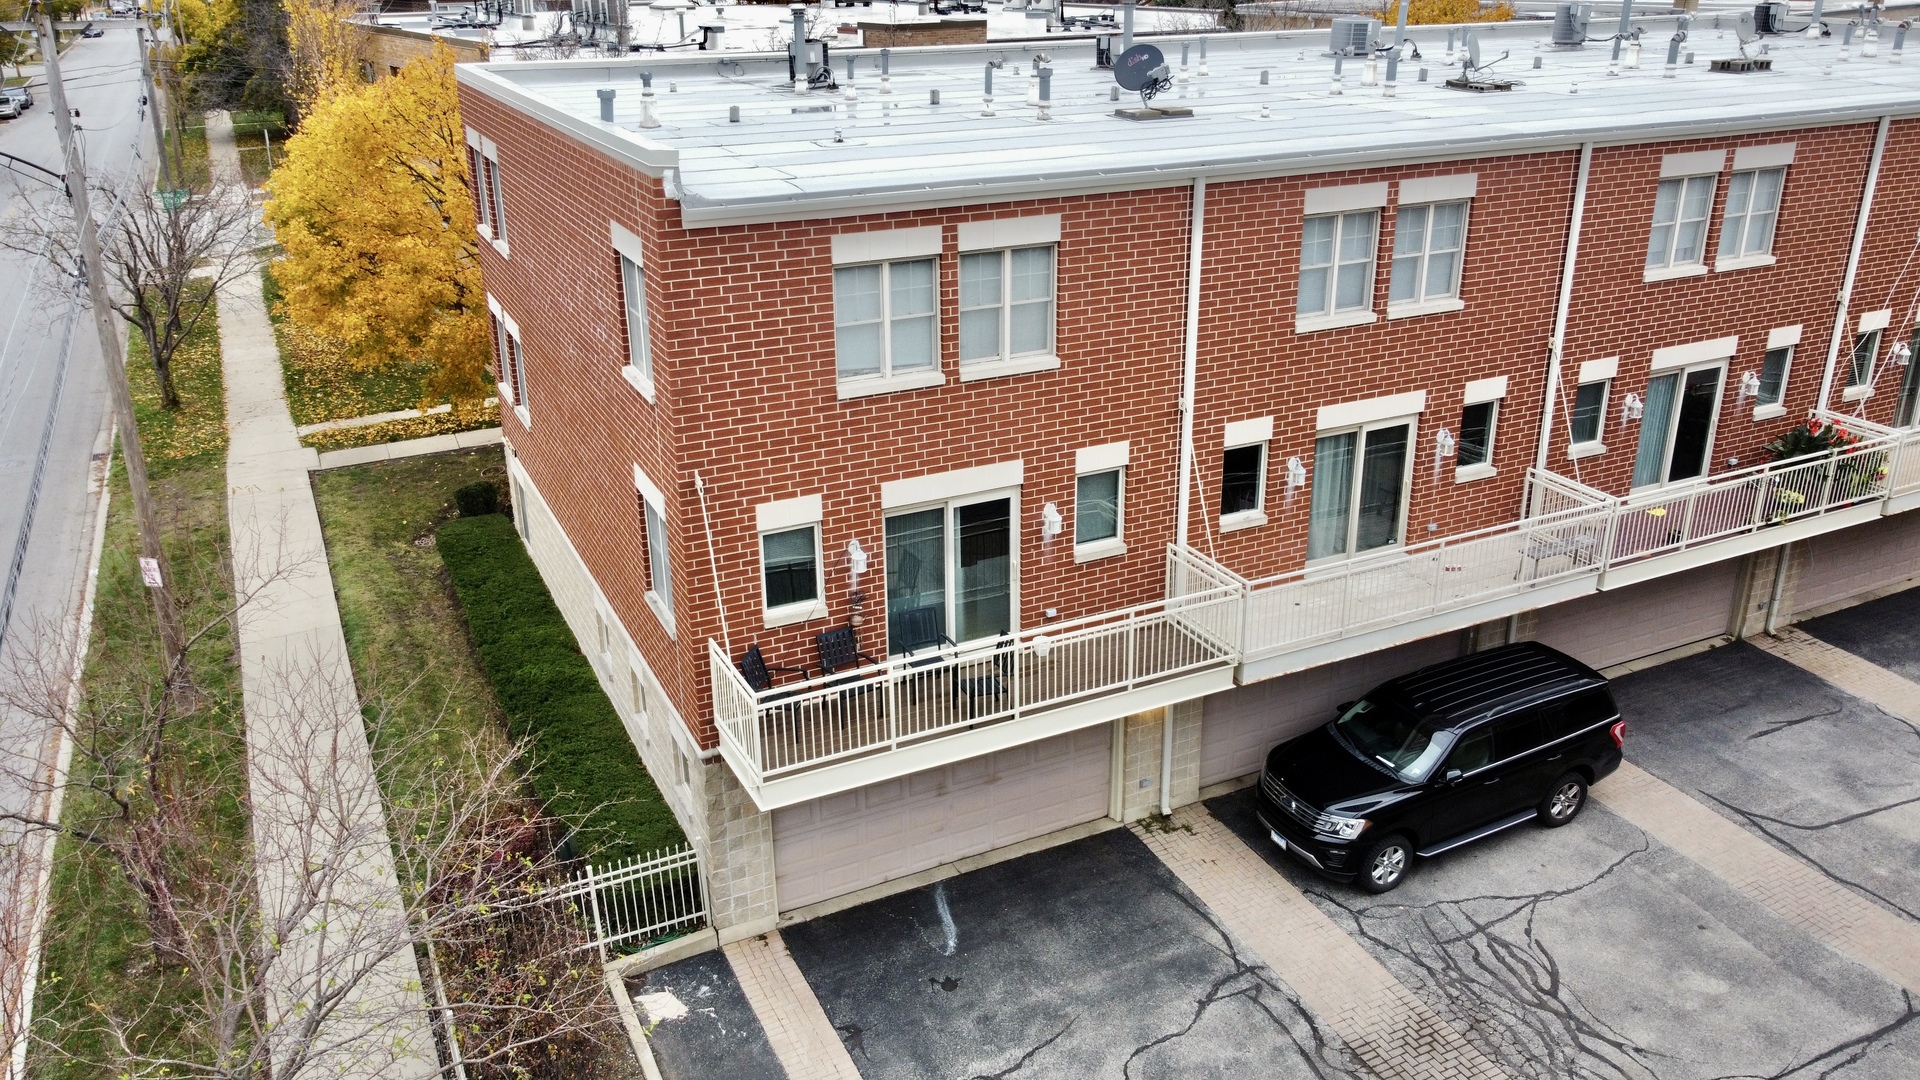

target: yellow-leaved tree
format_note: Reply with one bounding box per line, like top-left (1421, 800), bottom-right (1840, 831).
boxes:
top-left (282, 0), bottom-right (361, 108)
top-left (1372, 0), bottom-right (1514, 24)
top-left (264, 43), bottom-right (491, 405)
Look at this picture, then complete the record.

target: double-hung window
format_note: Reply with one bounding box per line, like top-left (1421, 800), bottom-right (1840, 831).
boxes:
top-left (612, 224), bottom-right (654, 399)
top-left (1453, 376), bottom-right (1505, 481)
top-left (1219, 418), bottom-right (1272, 531)
top-left (1848, 311), bottom-right (1891, 401)
top-left (834, 259), bottom-right (936, 383)
top-left (634, 465), bottom-right (674, 633)
top-left (1298, 210), bottom-right (1378, 321)
top-left (489, 299), bottom-right (528, 422)
top-left (1389, 201), bottom-right (1467, 309)
top-left (467, 128), bottom-right (507, 250)
top-left (1570, 382), bottom-right (1608, 446)
top-left (1646, 174), bottom-right (1715, 273)
top-left (959, 246), bottom-right (1055, 368)
top-left (1073, 442), bottom-right (1128, 560)
top-left (1309, 416), bottom-right (1415, 561)
top-left (1719, 168), bottom-right (1784, 261)
top-left (1756, 346), bottom-right (1792, 409)
top-left (756, 495), bottom-right (826, 627)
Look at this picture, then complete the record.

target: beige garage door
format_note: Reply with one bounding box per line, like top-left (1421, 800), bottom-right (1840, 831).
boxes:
top-left (1531, 559), bottom-right (1740, 671)
top-left (1199, 635), bottom-right (1462, 789)
top-left (772, 726), bottom-right (1113, 911)
top-left (1795, 512), bottom-right (1920, 616)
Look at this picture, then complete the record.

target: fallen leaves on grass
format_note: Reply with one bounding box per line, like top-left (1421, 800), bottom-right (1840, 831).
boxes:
top-left (302, 401), bottom-right (499, 452)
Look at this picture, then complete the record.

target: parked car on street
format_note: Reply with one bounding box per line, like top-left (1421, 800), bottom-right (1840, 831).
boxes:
top-left (81, 22), bottom-right (104, 37)
top-left (1257, 642), bottom-right (1625, 893)
top-left (1, 86), bottom-right (32, 111)
top-left (0, 97), bottom-right (21, 121)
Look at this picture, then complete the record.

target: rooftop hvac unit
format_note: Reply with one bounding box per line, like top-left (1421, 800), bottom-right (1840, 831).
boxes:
top-left (1329, 16), bottom-right (1378, 56)
top-left (1753, 1), bottom-right (1790, 33)
top-left (1550, 3), bottom-right (1590, 47)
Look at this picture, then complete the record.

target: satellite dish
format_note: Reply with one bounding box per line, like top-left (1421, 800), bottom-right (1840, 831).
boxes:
top-left (1734, 10), bottom-right (1757, 45)
top-left (1465, 32), bottom-right (1482, 69)
top-left (1115, 43), bottom-right (1168, 91)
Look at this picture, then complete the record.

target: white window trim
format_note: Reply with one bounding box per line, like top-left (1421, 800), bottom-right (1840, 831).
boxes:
top-left (760, 522), bottom-right (828, 629)
top-left (1455, 462), bottom-right (1498, 483)
top-left (957, 245), bottom-right (1058, 378)
top-left (1568, 369), bottom-right (1610, 456)
top-left (1732, 143), bottom-right (1796, 171)
top-left (1317, 391), bottom-right (1425, 431)
top-left (1398, 173), bottom-right (1478, 204)
top-left (1296, 309), bottom-right (1380, 334)
top-left (633, 463), bottom-right (675, 636)
top-left (1714, 252), bottom-right (1778, 274)
top-left (1579, 356), bottom-right (1619, 383)
top-left (1306, 414), bottom-right (1420, 566)
top-left (1462, 376), bottom-right (1508, 405)
top-left (1567, 441), bottom-right (1608, 460)
top-left (831, 226), bottom-right (942, 265)
top-left (478, 138), bottom-right (508, 257)
top-left (837, 368), bottom-right (947, 400)
top-left (1386, 296), bottom-right (1466, 321)
top-left (1073, 441), bottom-right (1129, 561)
top-left (1453, 396), bottom-right (1499, 477)
top-left (1661, 149), bottom-right (1728, 178)
top-left (957, 215), bottom-right (1061, 252)
top-left (1644, 263), bottom-right (1710, 283)
top-left (1220, 420), bottom-right (1271, 532)
top-left (756, 493), bottom-right (823, 533)
top-left (881, 459), bottom-right (1023, 510)
top-left (1651, 335), bottom-right (1739, 372)
top-left (1752, 341), bottom-right (1794, 419)
top-left (1304, 182), bottom-right (1390, 216)
top-left (612, 222), bottom-right (655, 402)
top-left (1859, 308), bottom-right (1893, 334)
top-left (1768, 325), bottom-right (1803, 349)
top-left (1752, 404), bottom-right (1789, 421)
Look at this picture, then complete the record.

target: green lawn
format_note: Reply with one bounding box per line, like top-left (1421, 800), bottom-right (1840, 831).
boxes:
top-left (311, 449), bottom-right (517, 798)
top-left (30, 296), bottom-right (243, 1076)
top-left (229, 109), bottom-right (285, 188)
top-left (159, 121), bottom-right (211, 192)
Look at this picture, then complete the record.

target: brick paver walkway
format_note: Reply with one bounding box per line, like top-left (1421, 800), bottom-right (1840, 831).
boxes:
top-left (1749, 627), bottom-right (1920, 727)
top-left (723, 931), bottom-right (862, 1080)
top-left (1134, 808), bottom-right (1512, 1080)
top-left (1594, 761), bottom-right (1920, 994)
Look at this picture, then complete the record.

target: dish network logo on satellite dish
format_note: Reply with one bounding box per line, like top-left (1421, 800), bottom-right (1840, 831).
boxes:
top-left (1114, 42), bottom-right (1183, 117)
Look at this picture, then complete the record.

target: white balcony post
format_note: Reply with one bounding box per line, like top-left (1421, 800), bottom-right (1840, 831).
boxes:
top-left (1679, 489), bottom-right (1699, 548)
top-left (1430, 540), bottom-right (1446, 613)
top-left (886, 668), bottom-right (900, 749)
top-left (1818, 451), bottom-right (1839, 511)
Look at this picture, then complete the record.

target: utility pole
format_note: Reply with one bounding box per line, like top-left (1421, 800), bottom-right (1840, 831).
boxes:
top-left (135, 24), bottom-right (171, 196)
top-left (33, 5), bottom-right (185, 674)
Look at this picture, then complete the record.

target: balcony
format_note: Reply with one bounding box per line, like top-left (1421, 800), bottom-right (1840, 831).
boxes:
top-left (1174, 415), bottom-right (1920, 683)
top-left (709, 589), bottom-right (1243, 810)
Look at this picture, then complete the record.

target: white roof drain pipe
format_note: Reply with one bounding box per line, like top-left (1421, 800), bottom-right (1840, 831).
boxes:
top-left (1166, 176), bottom-right (1206, 819)
top-left (1534, 142), bottom-right (1593, 481)
top-left (1819, 115), bottom-right (1891, 413)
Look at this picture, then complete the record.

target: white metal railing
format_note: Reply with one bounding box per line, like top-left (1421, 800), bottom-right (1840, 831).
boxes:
top-left (543, 846), bottom-right (706, 961)
top-left (1820, 409), bottom-right (1920, 500)
top-left (1190, 436), bottom-right (1912, 666)
top-left (709, 588), bottom-right (1243, 784)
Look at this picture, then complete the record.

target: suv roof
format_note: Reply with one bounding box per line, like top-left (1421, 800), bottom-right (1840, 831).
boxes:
top-left (1380, 642), bottom-right (1607, 732)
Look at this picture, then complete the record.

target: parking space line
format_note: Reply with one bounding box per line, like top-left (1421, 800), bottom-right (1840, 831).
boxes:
top-left (722, 931), bottom-right (863, 1080)
top-left (1134, 807), bottom-right (1513, 1080)
top-left (1749, 628), bottom-right (1920, 728)
top-left (1594, 761), bottom-right (1920, 995)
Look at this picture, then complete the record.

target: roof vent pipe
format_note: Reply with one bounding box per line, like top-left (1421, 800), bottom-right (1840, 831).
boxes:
top-left (981, 63), bottom-right (995, 116)
top-left (638, 72), bottom-right (659, 128)
top-left (1199, 38), bottom-right (1209, 76)
top-left (1037, 67), bottom-right (1052, 120)
top-left (597, 87), bottom-right (615, 121)
top-left (844, 55), bottom-right (858, 99)
top-left (880, 47), bottom-right (892, 93)
top-left (1613, 0), bottom-right (1632, 63)
top-left (729, 104), bottom-right (740, 122)
top-left (1122, 0), bottom-right (1134, 52)
top-left (1391, 0), bottom-right (1409, 54)
top-left (1384, 51), bottom-right (1399, 95)
top-left (1864, 15), bottom-right (1879, 56)
top-left (1331, 54), bottom-right (1344, 94)
top-left (1841, 18), bottom-right (1855, 58)
top-left (790, 3), bottom-right (809, 92)
top-left (1893, 22), bottom-right (1906, 61)
top-left (1808, 0), bottom-right (1826, 38)
top-left (1664, 33), bottom-right (1681, 74)
top-left (1259, 68), bottom-right (1269, 83)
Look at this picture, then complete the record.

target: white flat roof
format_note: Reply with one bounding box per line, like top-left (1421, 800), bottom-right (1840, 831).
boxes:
top-left (455, 14), bottom-right (1920, 226)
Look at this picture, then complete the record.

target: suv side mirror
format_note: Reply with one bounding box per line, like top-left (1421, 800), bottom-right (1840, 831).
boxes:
top-left (1335, 700), bottom-right (1356, 716)
top-left (1441, 768), bottom-right (1463, 785)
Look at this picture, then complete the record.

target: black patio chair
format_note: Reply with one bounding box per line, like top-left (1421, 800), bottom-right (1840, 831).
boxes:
top-left (952, 636), bottom-right (1013, 714)
top-left (814, 626), bottom-right (879, 676)
top-left (736, 644), bottom-right (812, 695)
top-left (891, 606), bottom-right (958, 702)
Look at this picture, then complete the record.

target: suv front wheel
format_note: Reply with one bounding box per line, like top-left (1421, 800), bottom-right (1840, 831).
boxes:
top-left (1537, 773), bottom-right (1588, 828)
top-left (1355, 834), bottom-right (1414, 894)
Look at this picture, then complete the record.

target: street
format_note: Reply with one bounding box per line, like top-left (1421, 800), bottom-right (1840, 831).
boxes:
top-left (0, 25), bottom-right (152, 1059)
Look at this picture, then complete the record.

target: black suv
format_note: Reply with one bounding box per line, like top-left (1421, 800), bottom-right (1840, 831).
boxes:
top-left (1256, 642), bottom-right (1624, 893)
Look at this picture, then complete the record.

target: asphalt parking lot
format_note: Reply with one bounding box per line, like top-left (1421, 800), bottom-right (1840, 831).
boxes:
top-left (633, 590), bottom-right (1920, 1080)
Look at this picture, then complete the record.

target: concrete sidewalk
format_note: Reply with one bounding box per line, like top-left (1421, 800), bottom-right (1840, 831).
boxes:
top-left (210, 113), bottom-right (436, 1077)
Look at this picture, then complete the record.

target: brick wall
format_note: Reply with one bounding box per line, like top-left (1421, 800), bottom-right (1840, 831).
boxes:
top-left (856, 19), bottom-right (987, 45)
top-left (1841, 117), bottom-right (1920, 428)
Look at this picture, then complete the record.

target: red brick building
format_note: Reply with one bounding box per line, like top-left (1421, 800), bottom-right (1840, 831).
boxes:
top-left (456, 20), bottom-right (1920, 934)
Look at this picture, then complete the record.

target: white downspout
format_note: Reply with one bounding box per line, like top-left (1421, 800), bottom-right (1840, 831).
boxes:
top-left (1819, 116), bottom-right (1892, 412)
top-left (1535, 142), bottom-right (1595, 479)
top-left (694, 472), bottom-right (732, 657)
top-left (1165, 176), bottom-right (1205, 819)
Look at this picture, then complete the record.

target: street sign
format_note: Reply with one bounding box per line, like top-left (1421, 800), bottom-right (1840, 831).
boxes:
top-left (158, 188), bottom-right (187, 211)
top-left (139, 557), bottom-right (162, 588)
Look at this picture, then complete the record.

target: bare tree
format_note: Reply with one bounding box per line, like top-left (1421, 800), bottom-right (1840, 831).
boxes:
top-left (0, 527), bottom-right (626, 1079)
top-left (0, 176), bottom-right (259, 411)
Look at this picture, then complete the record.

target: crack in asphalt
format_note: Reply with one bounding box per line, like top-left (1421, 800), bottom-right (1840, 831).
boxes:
top-left (1701, 790), bottom-right (1920, 927)
top-left (1702, 991), bottom-right (1920, 1080)
top-left (1746, 705), bottom-right (1846, 741)
top-left (1303, 838), bottom-right (1661, 1080)
top-left (963, 1018), bottom-right (1075, 1080)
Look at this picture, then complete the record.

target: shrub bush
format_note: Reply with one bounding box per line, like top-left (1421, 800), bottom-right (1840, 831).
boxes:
top-left (436, 514), bottom-right (685, 862)
top-left (454, 480), bottom-right (501, 518)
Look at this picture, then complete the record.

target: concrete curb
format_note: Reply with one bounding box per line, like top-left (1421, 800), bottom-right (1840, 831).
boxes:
top-left (310, 427), bottom-right (502, 471)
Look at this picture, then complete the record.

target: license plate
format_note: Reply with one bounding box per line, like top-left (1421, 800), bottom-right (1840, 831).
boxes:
top-left (1269, 830), bottom-right (1288, 851)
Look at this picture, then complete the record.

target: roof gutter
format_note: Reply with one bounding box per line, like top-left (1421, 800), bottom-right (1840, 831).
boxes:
top-left (1167, 175), bottom-right (1205, 819)
top-left (1818, 115), bottom-right (1892, 413)
top-left (1535, 142), bottom-right (1594, 479)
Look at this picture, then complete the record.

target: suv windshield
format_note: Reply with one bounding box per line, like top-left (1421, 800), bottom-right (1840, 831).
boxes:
top-left (1332, 697), bottom-right (1456, 783)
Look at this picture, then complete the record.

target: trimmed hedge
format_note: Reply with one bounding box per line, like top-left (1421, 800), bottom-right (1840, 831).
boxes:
top-left (437, 513), bottom-right (685, 862)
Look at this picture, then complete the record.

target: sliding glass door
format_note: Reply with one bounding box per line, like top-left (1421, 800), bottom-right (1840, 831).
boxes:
top-left (1898, 330), bottom-right (1920, 428)
top-left (1307, 420), bottom-right (1414, 562)
top-left (1633, 365), bottom-right (1724, 488)
top-left (884, 494), bottom-right (1016, 654)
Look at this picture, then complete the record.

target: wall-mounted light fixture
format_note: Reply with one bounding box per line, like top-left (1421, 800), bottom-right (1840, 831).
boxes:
top-left (845, 538), bottom-right (869, 576)
top-left (1623, 392), bottom-right (1645, 421)
top-left (1285, 456), bottom-right (1306, 489)
top-left (1739, 371), bottom-right (1761, 398)
top-left (1435, 427), bottom-right (1457, 458)
top-left (1893, 342), bottom-right (1912, 368)
top-left (1041, 502), bottom-right (1063, 541)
